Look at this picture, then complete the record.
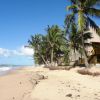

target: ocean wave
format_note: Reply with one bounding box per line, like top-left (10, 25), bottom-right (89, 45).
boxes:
top-left (0, 67), bottom-right (12, 72)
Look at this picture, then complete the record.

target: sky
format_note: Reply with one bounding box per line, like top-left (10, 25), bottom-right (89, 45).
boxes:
top-left (0, 0), bottom-right (67, 65)
top-left (0, 0), bottom-right (100, 65)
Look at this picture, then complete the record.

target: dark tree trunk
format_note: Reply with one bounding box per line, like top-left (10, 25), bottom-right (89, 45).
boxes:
top-left (81, 32), bottom-right (89, 67)
top-left (37, 46), bottom-right (48, 66)
top-left (51, 48), bottom-right (54, 66)
top-left (38, 53), bottom-right (47, 65)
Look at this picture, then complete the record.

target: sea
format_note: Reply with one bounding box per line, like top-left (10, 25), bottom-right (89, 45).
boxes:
top-left (0, 65), bottom-right (34, 76)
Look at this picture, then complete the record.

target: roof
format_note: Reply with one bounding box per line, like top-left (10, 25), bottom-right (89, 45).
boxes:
top-left (87, 27), bottom-right (100, 43)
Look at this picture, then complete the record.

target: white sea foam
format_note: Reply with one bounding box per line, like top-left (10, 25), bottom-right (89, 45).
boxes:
top-left (0, 67), bottom-right (12, 72)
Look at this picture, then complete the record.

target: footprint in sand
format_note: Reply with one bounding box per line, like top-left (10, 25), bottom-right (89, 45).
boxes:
top-left (65, 93), bottom-right (72, 98)
top-left (12, 97), bottom-right (15, 100)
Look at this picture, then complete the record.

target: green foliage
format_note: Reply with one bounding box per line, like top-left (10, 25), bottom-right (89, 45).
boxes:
top-left (66, 0), bottom-right (100, 33)
top-left (65, 0), bottom-right (100, 67)
top-left (28, 25), bottom-right (69, 66)
top-left (27, 0), bottom-right (100, 67)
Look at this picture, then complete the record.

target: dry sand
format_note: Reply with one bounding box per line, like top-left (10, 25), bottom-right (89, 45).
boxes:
top-left (0, 67), bottom-right (46, 100)
top-left (0, 66), bottom-right (100, 100)
top-left (31, 67), bottom-right (100, 100)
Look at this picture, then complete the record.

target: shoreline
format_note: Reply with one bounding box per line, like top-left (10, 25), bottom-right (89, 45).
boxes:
top-left (0, 66), bottom-right (100, 100)
top-left (0, 66), bottom-right (45, 100)
top-left (0, 65), bottom-right (35, 76)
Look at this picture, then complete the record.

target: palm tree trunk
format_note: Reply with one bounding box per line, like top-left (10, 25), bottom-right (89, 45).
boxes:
top-left (74, 49), bottom-right (76, 61)
top-left (37, 46), bottom-right (47, 66)
top-left (38, 53), bottom-right (47, 65)
top-left (81, 32), bottom-right (89, 67)
top-left (51, 48), bottom-right (54, 66)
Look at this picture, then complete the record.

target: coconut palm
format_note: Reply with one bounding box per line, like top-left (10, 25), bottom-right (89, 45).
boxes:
top-left (66, 0), bottom-right (100, 67)
top-left (28, 25), bottom-right (69, 66)
top-left (28, 34), bottom-right (48, 65)
top-left (46, 25), bottom-right (68, 66)
top-left (65, 16), bottom-right (92, 64)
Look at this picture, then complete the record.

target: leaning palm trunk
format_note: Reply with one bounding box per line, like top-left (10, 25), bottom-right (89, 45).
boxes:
top-left (38, 52), bottom-right (48, 66)
top-left (74, 48), bottom-right (77, 61)
top-left (81, 32), bottom-right (89, 67)
top-left (36, 46), bottom-right (48, 66)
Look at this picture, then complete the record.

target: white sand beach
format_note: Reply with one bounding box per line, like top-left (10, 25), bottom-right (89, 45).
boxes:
top-left (0, 66), bottom-right (100, 100)
top-left (0, 66), bottom-right (46, 100)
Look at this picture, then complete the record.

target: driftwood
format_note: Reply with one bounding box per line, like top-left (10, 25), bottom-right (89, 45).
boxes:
top-left (77, 69), bottom-right (100, 76)
top-left (44, 65), bottom-right (73, 70)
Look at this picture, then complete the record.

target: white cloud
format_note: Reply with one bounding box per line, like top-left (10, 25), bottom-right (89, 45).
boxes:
top-left (0, 46), bottom-right (34, 57)
top-left (0, 48), bottom-right (10, 57)
top-left (19, 46), bottom-right (34, 56)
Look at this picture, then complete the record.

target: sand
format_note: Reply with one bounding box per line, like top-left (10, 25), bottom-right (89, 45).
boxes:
top-left (0, 67), bottom-right (46, 100)
top-left (0, 66), bottom-right (100, 100)
top-left (31, 67), bottom-right (100, 100)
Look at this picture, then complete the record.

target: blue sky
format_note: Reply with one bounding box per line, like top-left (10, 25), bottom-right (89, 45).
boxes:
top-left (0, 0), bottom-right (99, 65)
top-left (0, 0), bottom-right (67, 65)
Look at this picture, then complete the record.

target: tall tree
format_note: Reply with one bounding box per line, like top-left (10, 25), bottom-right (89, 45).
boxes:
top-left (28, 25), bottom-right (69, 66)
top-left (65, 0), bottom-right (100, 67)
top-left (28, 34), bottom-right (48, 65)
top-left (46, 25), bottom-right (68, 66)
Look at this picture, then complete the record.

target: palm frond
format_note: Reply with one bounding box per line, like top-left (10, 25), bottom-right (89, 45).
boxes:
top-left (67, 5), bottom-right (77, 11)
top-left (87, 17), bottom-right (100, 35)
top-left (86, 8), bottom-right (100, 18)
top-left (84, 0), bottom-right (100, 7)
top-left (65, 13), bottom-right (75, 33)
top-left (83, 32), bottom-right (93, 40)
top-left (69, 0), bottom-right (78, 4)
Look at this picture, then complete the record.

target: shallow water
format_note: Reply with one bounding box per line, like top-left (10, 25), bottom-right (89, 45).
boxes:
top-left (0, 65), bottom-right (34, 76)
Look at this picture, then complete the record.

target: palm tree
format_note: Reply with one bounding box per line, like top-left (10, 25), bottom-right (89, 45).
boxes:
top-left (46, 25), bottom-right (67, 66)
top-left (65, 16), bottom-right (92, 65)
top-left (28, 34), bottom-right (48, 65)
top-left (66, 0), bottom-right (100, 67)
top-left (28, 25), bottom-right (69, 67)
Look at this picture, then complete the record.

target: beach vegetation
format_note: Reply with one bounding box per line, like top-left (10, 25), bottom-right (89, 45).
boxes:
top-left (28, 25), bottom-right (69, 67)
top-left (28, 0), bottom-right (100, 68)
top-left (65, 0), bottom-right (100, 67)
